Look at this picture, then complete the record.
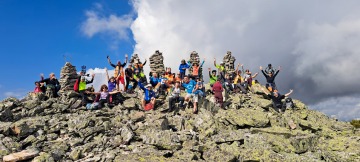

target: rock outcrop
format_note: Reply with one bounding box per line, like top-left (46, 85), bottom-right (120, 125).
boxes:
top-left (149, 50), bottom-right (165, 74)
top-left (0, 83), bottom-right (359, 161)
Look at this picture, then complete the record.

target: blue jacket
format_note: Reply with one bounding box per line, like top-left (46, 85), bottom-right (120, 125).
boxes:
top-left (138, 81), bottom-right (156, 101)
top-left (150, 77), bottom-right (160, 87)
top-left (179, 63), bottom-right (190, 73)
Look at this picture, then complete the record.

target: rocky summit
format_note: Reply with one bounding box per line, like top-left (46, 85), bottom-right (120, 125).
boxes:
top-left (0, 85), bottom-right (359, 162)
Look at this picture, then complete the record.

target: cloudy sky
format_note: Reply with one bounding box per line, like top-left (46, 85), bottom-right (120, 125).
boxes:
top-left (1, 0), bottom-right (359, 120)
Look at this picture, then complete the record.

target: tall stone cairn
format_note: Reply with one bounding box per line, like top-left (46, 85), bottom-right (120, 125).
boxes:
top-left (188, 51), bottom-right (203, 79)
top-left (149, 50), bottom-right (165, 74)
top-left (59, 62), bottom-right (78, 92)
top-left (223, 51), bottom-right (236, 74)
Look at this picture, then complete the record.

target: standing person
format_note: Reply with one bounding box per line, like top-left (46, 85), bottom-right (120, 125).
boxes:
top-left (133, 58), bottom-right (147, 78)
top-left (208, 68), bottom-right (217, 87)
top-left (136, 78), bottom-right (156, 110)
top-left (75, 72), bottom-right (95, 105)
top-left (260, 66), bottom-right (281, 91)
top-left (182, 75), bottom-right (199, 113)
top-left (212, 78), bottom-right (224, 108)
top-left (267, 89), bottom-right (293, 113)
top-left (168, 81), bottom-right (184, 112)
top-left (107, 54), bottom-right (128, 91)
top-left (213, 58), bottom-right (226, 80)
top-left (188, 58), bottom-right (205, 79)
top-left (125, 64), bottom-right (136, 92)
top-left (179, 59), bottom-right (190, 79)
top-left (40, 73), bottom-right (61, 98)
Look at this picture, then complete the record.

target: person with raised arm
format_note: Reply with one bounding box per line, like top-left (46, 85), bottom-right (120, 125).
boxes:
top-left (107, 54), bottom-right (128, 91)
top-left (40, 73), bottom-right (60, 97)
top-left (260, 65), bottom-right (281, 91)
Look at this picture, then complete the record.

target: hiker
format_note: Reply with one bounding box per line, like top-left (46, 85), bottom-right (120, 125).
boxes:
top-left (188, 58), bottom-right (205, 79)
top-left (223, 73), bottom-right (234, 93)
top-left (133, 58), bottom-right (147, 78)
top-left (181, 75), bottom-right (199, 113)
top-left (168, 81), bottom-right (184, 112)
top-left (158, 73), bottom-right (169, 95)
top-left (134, 69), bottom-right (147, 85)
top-left (267, 89), bottom-right (294, 113)
top-left (179, 59), bottom-right (190, 79)
top-left (34, 81), bottom-right (45, 93)
top-left (125, 64), bottom-right (137, 92)
top-left (75, 71), bottom-right (95, 105)
top-left (243, 68), bottom-right (258, 88)
top-left (105, 68), bottom-right (117, 92)
top-left (87, 84), bottom-right (120, 109)
top-left (265, 63), bottom-right (276, 75)
top-left (137, 78), bottom-right (156, 110)
top-left (174, 73), bottom-right (182, 83)
top-left (208, 68), bottom-right (218, 87)
top-left (260, 65), bottom-right (281, 91)
top-left (150, 72), bottom-right (160, 87)
top-left (40, 73), bottom-right (61, 98)
top-left (213, 58), bottom-right (226, 81)
top-left (233, 64), bottom-right (247, 94)
top-left (194, 77), bottom-right (205, 97)
top-left (212, 78), bottom-right (224, 108)
top-left (165, 67), bottom-right (175, 85)
top-left (107, 55), bottom-right (128, 91)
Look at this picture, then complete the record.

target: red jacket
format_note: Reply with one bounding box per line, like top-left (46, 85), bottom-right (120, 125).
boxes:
top-left (212, 81), bottom-right (223, 93)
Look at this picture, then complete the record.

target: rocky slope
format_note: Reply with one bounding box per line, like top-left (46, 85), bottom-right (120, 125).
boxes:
top-left (0, 84), bottom-right (359, 162)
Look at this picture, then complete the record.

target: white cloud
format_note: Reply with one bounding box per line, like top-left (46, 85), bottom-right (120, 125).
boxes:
top-left (80, 7), bottom-right (133, 40)
top-left (81, 0), bottom-right (360, 120)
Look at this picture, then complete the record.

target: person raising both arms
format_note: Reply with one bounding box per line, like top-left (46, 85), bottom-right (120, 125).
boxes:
top-left (188, 58), bottom-right (205, 79)
top-left (260, 65), bottom-right (281, 91)
top-left (107, 54), bottom-right (128, 91)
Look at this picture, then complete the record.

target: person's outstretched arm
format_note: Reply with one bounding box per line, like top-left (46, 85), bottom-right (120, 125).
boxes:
top-left (137, 78), bottom-right (146, 91)
top-left (200, 58), bottom-right (205, 67)
top-left (105, 68), bottom-right (110, 81)
top-left (252, 72), bottom-right (259, 78)
top-left (87, 74), bottom-right (95, 84)
top-left (208, 68), bottom-right (212, 78)
top-left (121, 54), bottom-right (128, 67)
top-left (273, 66), bottom-right (281, 78)
top-left (285, 89), bottom-right (293, 97)
top-left (260, 66), bottom-right (267, 77)
top-left (213, 58), bottom-right (217, 67)
top-left (107, 56), bottom-right (116, 68)
top-left (143, 59), bottom-right (147, 66)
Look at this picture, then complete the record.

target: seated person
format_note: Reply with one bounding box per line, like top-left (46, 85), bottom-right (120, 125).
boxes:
top-left (40, 73), bottom-right (61, 97)
top-left (137, 78), bottom-right (156, 110)
top-left (267, 89), bottom-right (293, 113)
top-left (87, 84), bottom-right (120, 109)
top-left (34, 81), bottom-right (45, 93)
top-left (181, 75), bottom-right (199, 113)
top-left (194, 77), bottom-right (205, 97)
top-left (168, 81), bottom-right (184, 111)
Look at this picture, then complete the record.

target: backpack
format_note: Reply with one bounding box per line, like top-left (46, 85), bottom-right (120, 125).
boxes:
top-left (74, 79), bottom-right (79, 92)
top-left (285, 98), bottom-right (295, 109)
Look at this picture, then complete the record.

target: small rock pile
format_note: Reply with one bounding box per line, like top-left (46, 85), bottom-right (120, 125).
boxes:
top-left (58, 62), bottom-right (78, 93)
top-left (188, 51), bottom-right (203, 78)
top-left (149, 50), bottom-right (165, 74)
top-left (223, 51), bottom-right (236, 74)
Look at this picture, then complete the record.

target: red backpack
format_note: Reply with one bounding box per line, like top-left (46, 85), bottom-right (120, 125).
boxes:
top-left (73, 79), bottom-right (79, 92)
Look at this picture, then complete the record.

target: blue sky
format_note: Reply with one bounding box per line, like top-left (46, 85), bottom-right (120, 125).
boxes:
top-left (0, 0), bottom-right (134, 99)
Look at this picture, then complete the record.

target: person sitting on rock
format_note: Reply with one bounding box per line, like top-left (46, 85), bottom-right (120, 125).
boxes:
top-left (137, 78), bottom-right (156, 110)
top-left (165, 67), bottom-right (175, 85)
top-left (87, 84), bottom-right (120, 109)
top-left (133, 69), bottom-right (147, 85)
top-left (265, 63), bottom-right (276, 75)
top-left (212, 78), bottom-right (224, 108)
top-left (34, 81), bottom-right (45, 93)
top-left (208, 68), bottom-right (218, 87)
top-left (107, 54), bottom-right (128, 91)
top-left (223, 73), bottom-right (234, 93)
top-left (168, 81), bottom-right (184, 112)
top-left (233, 64), bottom-right (247, 94)
top-left (174, 73), bottom-right (182, 83)
top-left (158, 73), bottom-right (169, 95)
top-left (125, 64), bottom-right (137, 92)
top-left (75, 71), bottom-right (95, 105)
top-left (40, 73), bottom-right (61, 98)
top-left (194, 77), bottom-right (205, 97)
top-left (243, 68), bottom-right (258, 88)
top-left (260, 65), bottom-right (281, 92)
top-left (179, 59), bottom-right (190, 79)
top-left (188, 58), bottom-right (205, 80)
top-left (150, 72), bottom-right (160, 87)
top-left (267, 89), bottom-right (293, 113)
top-left (181, 75), bottom-right (199, 113)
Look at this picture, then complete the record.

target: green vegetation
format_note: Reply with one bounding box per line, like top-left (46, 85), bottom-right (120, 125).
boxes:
top-left (350, 119), bottom-right (360, 128)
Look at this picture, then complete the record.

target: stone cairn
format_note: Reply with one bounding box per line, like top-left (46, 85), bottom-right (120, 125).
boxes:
top-left (188, 51), bottom-right (203, 79)
top-left (59, 62), bottom-right (78, 93)
top-left (149, 50), bottom-right (165, 74)
top-left (223, 51), bottom-right (236, 74)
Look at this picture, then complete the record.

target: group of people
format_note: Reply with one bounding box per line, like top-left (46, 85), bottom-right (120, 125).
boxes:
top-left (33, 54), bottom-right (294, 113)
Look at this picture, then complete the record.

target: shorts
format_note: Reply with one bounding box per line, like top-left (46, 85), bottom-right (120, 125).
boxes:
top-left (118, 76), bottom-right (125, 84)
top-left (186, 93), bottom-right (198, 102)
